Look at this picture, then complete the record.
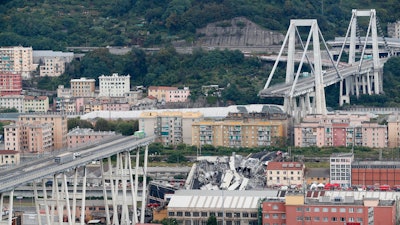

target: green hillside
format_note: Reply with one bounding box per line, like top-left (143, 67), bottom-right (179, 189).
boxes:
top-left (3, 0), bottom-right (400, 107)
top-left (0, 0), bottom-right (399, 49)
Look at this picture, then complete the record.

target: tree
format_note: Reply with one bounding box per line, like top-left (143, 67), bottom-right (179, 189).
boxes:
top-left (207, 215), bottom-right (217, 225)
top-left (94, 118), bottom-right (111, 131)
top-left (161, 218), bottom-right (178, 225)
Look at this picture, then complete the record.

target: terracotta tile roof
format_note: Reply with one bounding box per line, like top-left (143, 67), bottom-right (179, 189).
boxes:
top-left (148, 86), bottom-right (177, 90)
top-left (24, 96), bottom-right (48, 100)
top-left (0, 150), bottom-right (19, 155)
top-left (266, 161), bottom-right (304, 170)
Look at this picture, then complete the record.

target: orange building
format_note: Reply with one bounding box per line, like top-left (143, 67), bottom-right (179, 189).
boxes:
top-left (262, 193), bottom-right (397, 225)
top-left (351, 161), bottom-right (400, 187)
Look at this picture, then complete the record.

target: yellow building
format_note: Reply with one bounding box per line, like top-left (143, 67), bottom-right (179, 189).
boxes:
top-left (0, 150), bottom-right (20, 166)
top-left (24, 96), bottom-right (49, 112)
top-left (70, 77), bottom-right (96, 97)
top-left (19, 114), bottom-right (67, 150)
top-left (192, 113), bottom-right (288, 148)
top-left (139, 111), bottom-right (203, 145)
top-left (266, 161), bottom-right (305, 187)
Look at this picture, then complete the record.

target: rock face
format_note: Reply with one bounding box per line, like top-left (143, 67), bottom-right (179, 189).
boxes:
top-left (195, 17), bottom-right (284, 48)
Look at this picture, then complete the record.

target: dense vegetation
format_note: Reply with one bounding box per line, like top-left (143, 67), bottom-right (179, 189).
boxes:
top-left (2, 0), bottom-right (400, 107)
top-left (67, 118), bottom-right (139, 135)
top-left (0, 0), bottom-right (399, 49)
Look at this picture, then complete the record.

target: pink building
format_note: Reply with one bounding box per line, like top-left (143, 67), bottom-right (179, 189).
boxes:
top-left (148, 86), bottom-right (190, 103)
top-left (67, 127), bottom-right (117, 149)
top-left (294, 114), bottom-right (387, 148)
top-left (4, 122), bottom-right (53, 153)
top-left (0, 72), bottom-right (22, 96)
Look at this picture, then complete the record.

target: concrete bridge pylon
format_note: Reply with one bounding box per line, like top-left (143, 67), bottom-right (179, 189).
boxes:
top-left (263, 19), bottom-right (338, 119)
top-left (338, 9), bottom-right (385, 106)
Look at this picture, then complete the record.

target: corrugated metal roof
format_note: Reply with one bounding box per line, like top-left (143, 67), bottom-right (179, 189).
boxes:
top-left (168, 190), bottom-right (278, 210)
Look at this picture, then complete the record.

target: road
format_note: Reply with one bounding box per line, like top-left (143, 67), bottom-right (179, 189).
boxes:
top-left (0, 135), bottom-right (155, 193)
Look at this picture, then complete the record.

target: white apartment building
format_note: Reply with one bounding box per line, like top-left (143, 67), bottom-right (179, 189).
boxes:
top-left (0, 95), bottom-right (25, 112)
top-left (0, 46), bottom-right (37, 79)
top-left (388, 21), bottom-right (400, 39)
top-left (39, 57), bottom-right (65, 77)
top-left (329, 153), bottom-right (354, 188)
top-left (98, 73), bottom-right (130, 97)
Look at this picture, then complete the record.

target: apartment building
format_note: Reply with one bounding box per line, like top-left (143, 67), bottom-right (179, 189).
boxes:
top-left (387, 113), bottom-right (400, 148)
top-left (330, 153), bottom-right (354, 188)
top-left (24, 96), bottom-right (49, 112)
top-left (19, 114), bottom-right (67, 150)
top-left (98, 73), bottom-right (130, 97)
top-left (33, 50), bottom-right (73, 69)
top-left (0, 72), bottom-right (22, 96)
top-left (139, 111), bottom-right (203, 145)
top-left (0, 95), bottom-right (24, 112)
top-left (266, 162), bottom-right (305, 187)
top-left (102, 102), bottom-right (130, 111)
top-left (67, 127), bottom-right (117, 149)
top-left (148, 86), bottom-right (190, 103)
top-left (70, 77), bottom-right (96, 97)
top-left (39, 57), bottom-right (65, 77)
top-left (294, 114), bottom-right (387, 148)
top-left (192, 113), bottom-right (288, 148)
top-left (4, 123), bottom-right (20, 151)
top-left (262, 193), bottom-right (396, 225)
top-left (0, 46), bottom-right (37, 79)
top-left (387, 21), bottom-right (400, 38)
top-left (0, 150), bottom-right (20, 166)
top-left (20, 123), bottom-right (53, 153)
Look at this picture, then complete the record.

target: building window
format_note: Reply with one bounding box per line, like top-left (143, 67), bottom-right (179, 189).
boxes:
top-left (264, 214), bottom-right (269, 219)
top-left (185, 212), bottom-right (190, 216)
top-left (349, 208), bottom-right (354, 213)
top-left (357, 218), bottom-right (363, 222)
top-left (177, 212), bottom-right (183, 217)
top-left (193, 212), bottom-right (199, 217)
top-left (168, 212), bottom-right (175, 216)
top-left (340, 217), bottom-right (346, 222)
top-left (296, 217), bottom-right (303, 221)
top-left (340, 208), bottom-right (346, 213)
top-left (357, 208), bottom-right (363, 213)
top-left (272, 214), bottom-right (278, 219)
top-left (314, 217), bottom-right (320, 221)
top-left (242, 212), bottom-right (248, 218)
top-left (272, 205), bottom-right (278, 210)
top-left (296, 207), bottom-right (302, 212)
top-left (323, 217), bottom-right (328, 222)
top-left (305, 217), bottom-right (311, 221)
top-left (314, 208), bottom-right (320, 212)
top-left (331, 208), bottom-right (337, 212)
top-left (250, 213), bottom-right (257, 218)
top-left (322, 208), bottom-right (328, 212)
top-left (218, 212), bottom-right (223, 217)
top-left (331, 217), bottom-right (337, 222)
top-left (226, 213), bottom-right (232, 218)
top-left (201, 212), bottom-right (207, 217)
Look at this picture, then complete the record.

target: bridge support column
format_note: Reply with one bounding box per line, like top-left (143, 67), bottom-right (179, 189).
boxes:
top-left (102, 147), bottom-right (148, 225)
top-left (339, 79), bottom-right (351, 106)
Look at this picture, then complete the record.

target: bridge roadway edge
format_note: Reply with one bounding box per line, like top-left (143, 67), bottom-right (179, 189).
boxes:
top-left (0, 135), bottom-right (155, 193)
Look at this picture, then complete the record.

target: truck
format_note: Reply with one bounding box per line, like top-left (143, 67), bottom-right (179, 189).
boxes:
top-left (134, 130), bottom-right (146, 138)
top-left (54, 152), bottom-right (75, 164)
